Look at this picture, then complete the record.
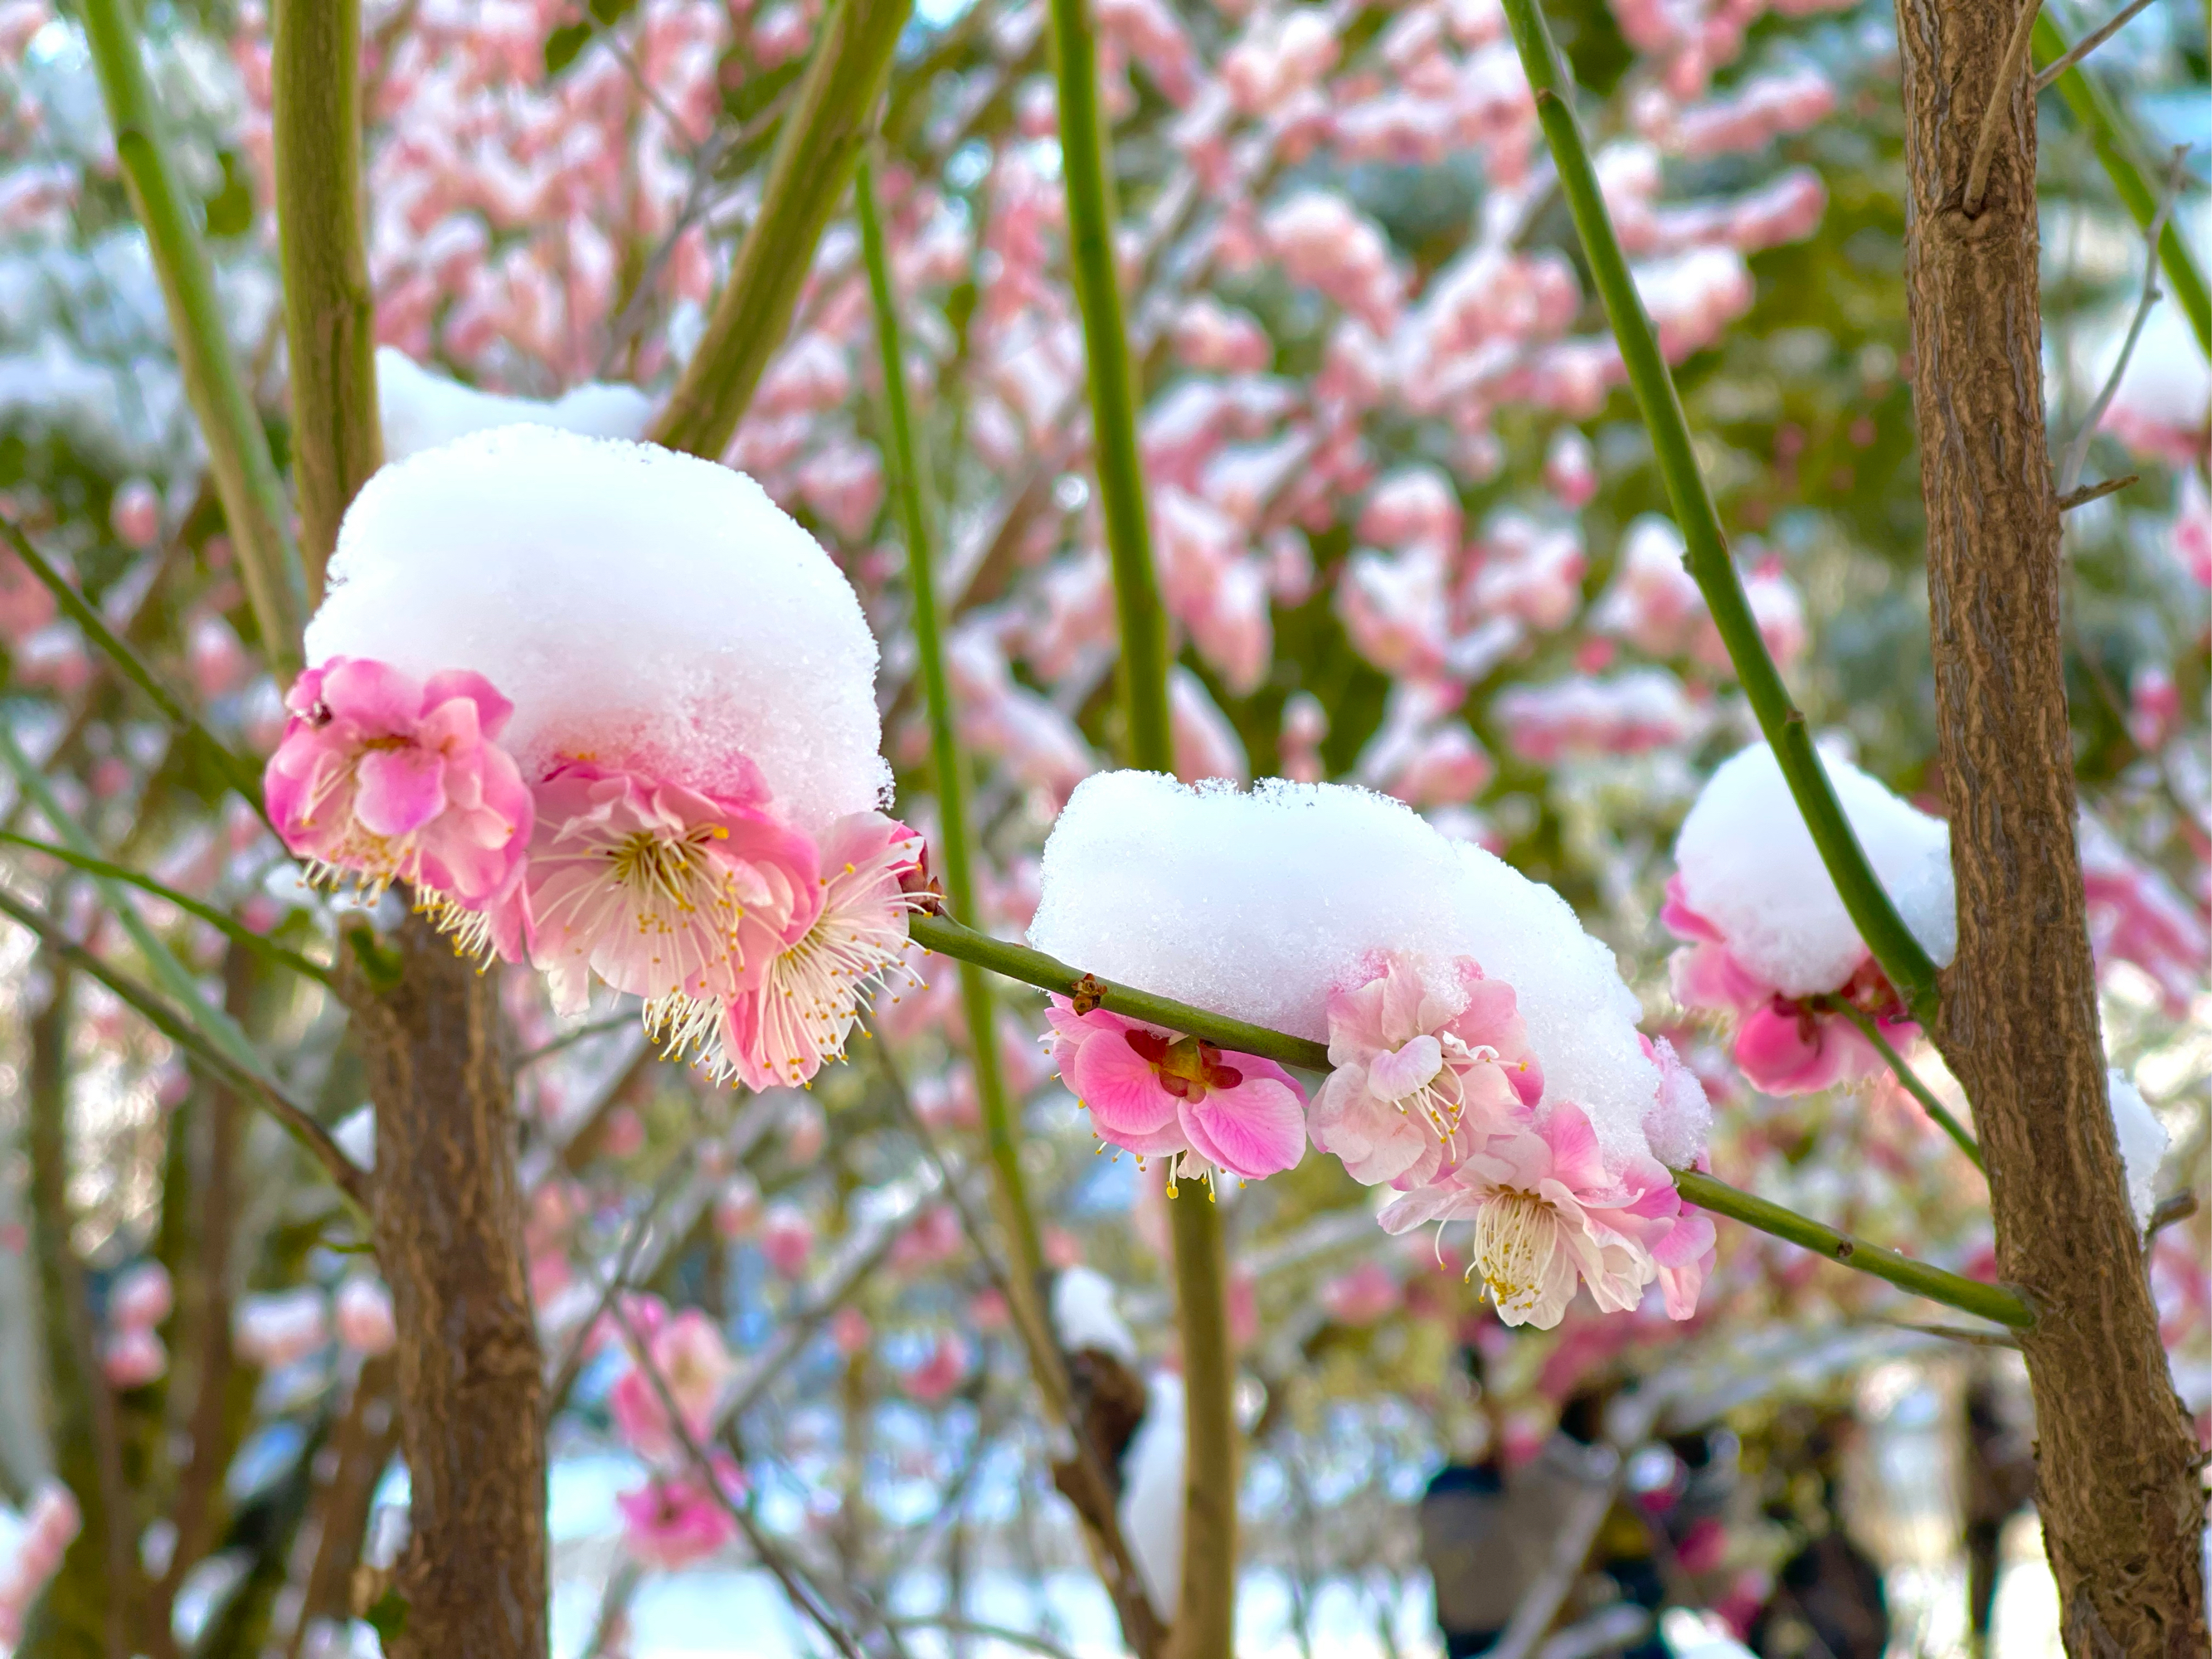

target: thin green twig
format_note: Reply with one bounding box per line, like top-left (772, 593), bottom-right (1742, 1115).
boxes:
top-left (0, 513), bottom-right (270, 820)
top-left (1500, 0), bottom-right (1943, 1029)
top-left (0, 885), bottom-right (367, 1209)
top-left (857, 153), bottom-right (1048, 1290)
top-left (79, 0), bottom-right (307, 675)
top-left (1815, 995), bottom-right (1983, 1170)
top-left (0, 832), bottom-right (333, 988)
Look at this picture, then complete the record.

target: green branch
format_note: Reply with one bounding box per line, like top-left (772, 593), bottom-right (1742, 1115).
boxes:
top-left (1815, 995), bottom-right (1983, 1170)
top-left (0, 832), bottom-right (333, 989)
top-left (0, 885), bottom-right (367, 1210)
top-left (273, 0), bottom-right (382, 594)
top-left (1048, 0), bottom-right (1174, 771)
top-left (1674, 1170), bottom-right (2030, 1327)
top-left (857, 154), bottom-right (1047, 1292)
top-left (2035, 12), bottom-right (2211, 361)
top-left (80, 0), bottom-right (307, 676)
top-left (651, 0), bottom-right (914, 458)
top-left (911, 914), bottom-right (2035, 1329)
top-left (1500, 0), bottom-right (1942, 1029)
top-left (0, 513), bottom-right (270, 820)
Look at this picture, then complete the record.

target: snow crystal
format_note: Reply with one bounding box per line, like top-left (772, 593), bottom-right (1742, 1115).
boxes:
top-left (2107, 1068), bottom-right (2169, 1230)
top-left (306, 426), bottom-right (890, 837)
top-left (376, 348), bottom-right (652, 462)
top-left (1117, 1370), bottom-right (1184, 1620)
top-left (1673, 742), bottom-right (1956, 1000)
top-left (1051, 1266), bottom-right (1140, 1366)
top-left (1028, 773), bottom-right (1665, 1160)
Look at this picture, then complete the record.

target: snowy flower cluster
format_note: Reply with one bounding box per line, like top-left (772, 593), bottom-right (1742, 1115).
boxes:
top-left (1665, 743), bottom-right (1956, 1094)
top-left (269, 426), bottom-right (921, 1091)
top-left (591, 1292), bottom-right (747, 1569)
top-left (1032, 773), bottom-right (1714, 1326)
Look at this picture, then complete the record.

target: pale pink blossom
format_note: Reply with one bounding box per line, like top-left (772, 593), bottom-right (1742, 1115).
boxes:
top-left (1544, 428), bottom-right (1597, 508)
top-left (265, 658), bottom-right (533, 954)
top-left (1496, 670), bottom-right (1699, 762)
top-left (1309, 951), bottom-right (1539, 1188)
top-left (101, 1326), bottom-right (167, 1389)
top-left (109, 1261), bottom-right (173, 1330)
top-left (1380, 1103), bottom-right (1660, 1327)
top-left (617, 1456), bottom-right (745, 1570)
top-left (2078, 812), bottom-right (2210, 1015)
top-left (526, 760), bottom-right (819, 1030)
top-left (235, 1289), bottom-right (330, 1370)
top-left (609, 1309), bottom-right (736, 1461)
top-left (899, 1332), bottom-right (971, 1403)
top-left (1319, 1259), bottom-right (1402, 1326)
top-left (1357, 469), bottom-right (1462, 553)
top-left (1280, 692), bottom-right (1330, 784)
top-left (1171, 296), bottom-right (1271, 372)
top-left (760, 1204), bottom-right (814, 1278)
top-left (109, 478), bottom-right (161, 548)
top-left (1466, 513), bottom-right (1586, 631)
top-left (1169, 668), bottom-right (1248, 783)
top-left (712, 1174), bottom-right (763, 1240)
top-left (2128, 664), bottom-right (2180, 752)
top-left (712, 813), bottom-right (925, 1089)
top-left (1047, 1000), bottom-right (1309, 1182)
top-left (2172, 469), bottom-right (2211, 586)
top-left (0, 1481), bottom-right (80, 1644)
top-left (890, 1204), bottom-right (965, 1274)
top-left (830, 1306), bottom-right (873, 1358)
top-left (334, 1278), bottom-right (398, 1357)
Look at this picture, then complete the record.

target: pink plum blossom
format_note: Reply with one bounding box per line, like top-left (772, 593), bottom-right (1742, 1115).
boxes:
top-left (527, 759), bottom-right (819, 1029)
top-left (1047, 1000), bottom-right (1309, 1182)
top-left (1663, 873), bottom-right (1913, 1093)
top-left (109, 1260), bottom-right (173, 1331)
top-left (609, 1310), bottom-right (737, 1462)
top-left (616, 1456), bottom-right (745, 1570)
top-left (712, 812), bottom-right (925, 1090)
top-left (1319, 1259), bottom-right (1403, 1326)
top-left (899, 1333), bottom-right (971, 1404)
top-left (265, 658), bottom-right (533, 954)
top-left (760, 1204), bottom-right (815, 1278)
top-left (334, 1278), bottom-right (398, 1357)
top-left (1308, 951), bottom-right (1540, 1189)
top-left (235, 1289), bottom-right (329, 1369)
top-left (102, 1326), bottom-right (167, 1389)
top-left (1380, 1103), bottom-right (1667, 1328)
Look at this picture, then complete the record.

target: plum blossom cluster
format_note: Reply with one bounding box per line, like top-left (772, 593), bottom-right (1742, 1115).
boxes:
top-left (1665, 742), bottom-right (1956, 1094)
top-left (266, 427), bottom-right (921, 1091)
top-left (1032, 774), bottom-right (1714, 1326)
top-left (595, 1294), bottom-right (746, 1570)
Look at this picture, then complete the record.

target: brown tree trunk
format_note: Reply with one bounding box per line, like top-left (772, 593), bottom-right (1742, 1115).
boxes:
top-left (347, 918), bottom-right (547, 1659)
top-left (1892, 1), bottom-right (2210, 1652)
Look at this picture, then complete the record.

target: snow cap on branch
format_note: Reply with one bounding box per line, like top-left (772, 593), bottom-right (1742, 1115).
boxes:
top-left (1673, 741), bottom-right (1955, 1000)
top-left (1028, 772), bottom-right (1668, 1161)
top-left (305, 425), bottom-right (890, 837)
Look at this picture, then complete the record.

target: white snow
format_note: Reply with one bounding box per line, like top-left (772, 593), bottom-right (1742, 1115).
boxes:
top-left (2107, 1068), bottom-right (2169, 1230)
top-left (1117, 1370), bottom-right (1185, 1622)
top-left (1051, 1266), bottom-right (1140, 1367)
top-left (1673, 742), bottom-right (1956, 999)
top-left (1028, 773), bottom-right (1666, 1160)
top-left (306, 425), bottom-right (891, 836)
top-left (376, 347), bottom-right (652, 462)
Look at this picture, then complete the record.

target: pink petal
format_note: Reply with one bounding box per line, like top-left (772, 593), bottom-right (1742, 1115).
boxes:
top-left (353, 747), bottom-right (448, 837)
top-left (1368, 1034), bottom-right (1443, 1101)
top-left (1068, 1032), bottom-right (1182, 1140)
top-left (1180, 1076), bottom-right (1308, 1179)
top-left (1658, 873), bottom-right (1725, 944)
top-left (1538, 1101), bottom-right (1607, 1191)
top-left (318, 656), bottom-right (425, 735)
top-left (422, 669), bottom-right (515, 739)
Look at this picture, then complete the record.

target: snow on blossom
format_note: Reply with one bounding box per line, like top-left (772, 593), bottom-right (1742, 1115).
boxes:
top-left (1309, 951), bottom-right (1540, 1188)
top-left (1046, 1000), bottom-right (1308, 1180)
top-left (306, 426), bottom-right (889, 839)
top-left (1029, 774), bottom-right (1673, 1163)
top-left (1495, 669), bottom-right (1700, 763)
top-left (1671, 741), bottom-right (1955, 999)
top-left (712, 812), bottom-right (926, 1089)
top-left (608, 1309), bottom-right (737, 1462)
top-left (617, 1455), bottom-right (745, 1571)
top-left (265, 656), bottom-right (533, 952)
top-left (377, 347), bottom-right (651, 462)
top-left (2107, 1069), bottom-right (2170, 1231)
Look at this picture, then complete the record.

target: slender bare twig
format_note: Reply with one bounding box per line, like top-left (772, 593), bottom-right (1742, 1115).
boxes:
top-left (883, 1618), bottom-right (1083, 1659)
top-left (2061, 148), bottom-right (2189, 491)
top-left (1879, 1318), bottom-right (2024, 1350)
top-left (2034, 0), bottom-right (2156, 90)
top-left (1963, 0), bottom-right (2044, 214)
top-left (543, 1156), bottom-right (698, 1413)
top-left (2057, 474), bottom-right (2137, 511)
top-left (2147, 1190), bottom-right (2198, 1238)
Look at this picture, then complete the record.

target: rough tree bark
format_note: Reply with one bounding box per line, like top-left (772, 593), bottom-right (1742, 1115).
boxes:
top-left (1892, 0), bottom-right (2210, 1652)
top-left (346, 919), bottom-right (547, 1659)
